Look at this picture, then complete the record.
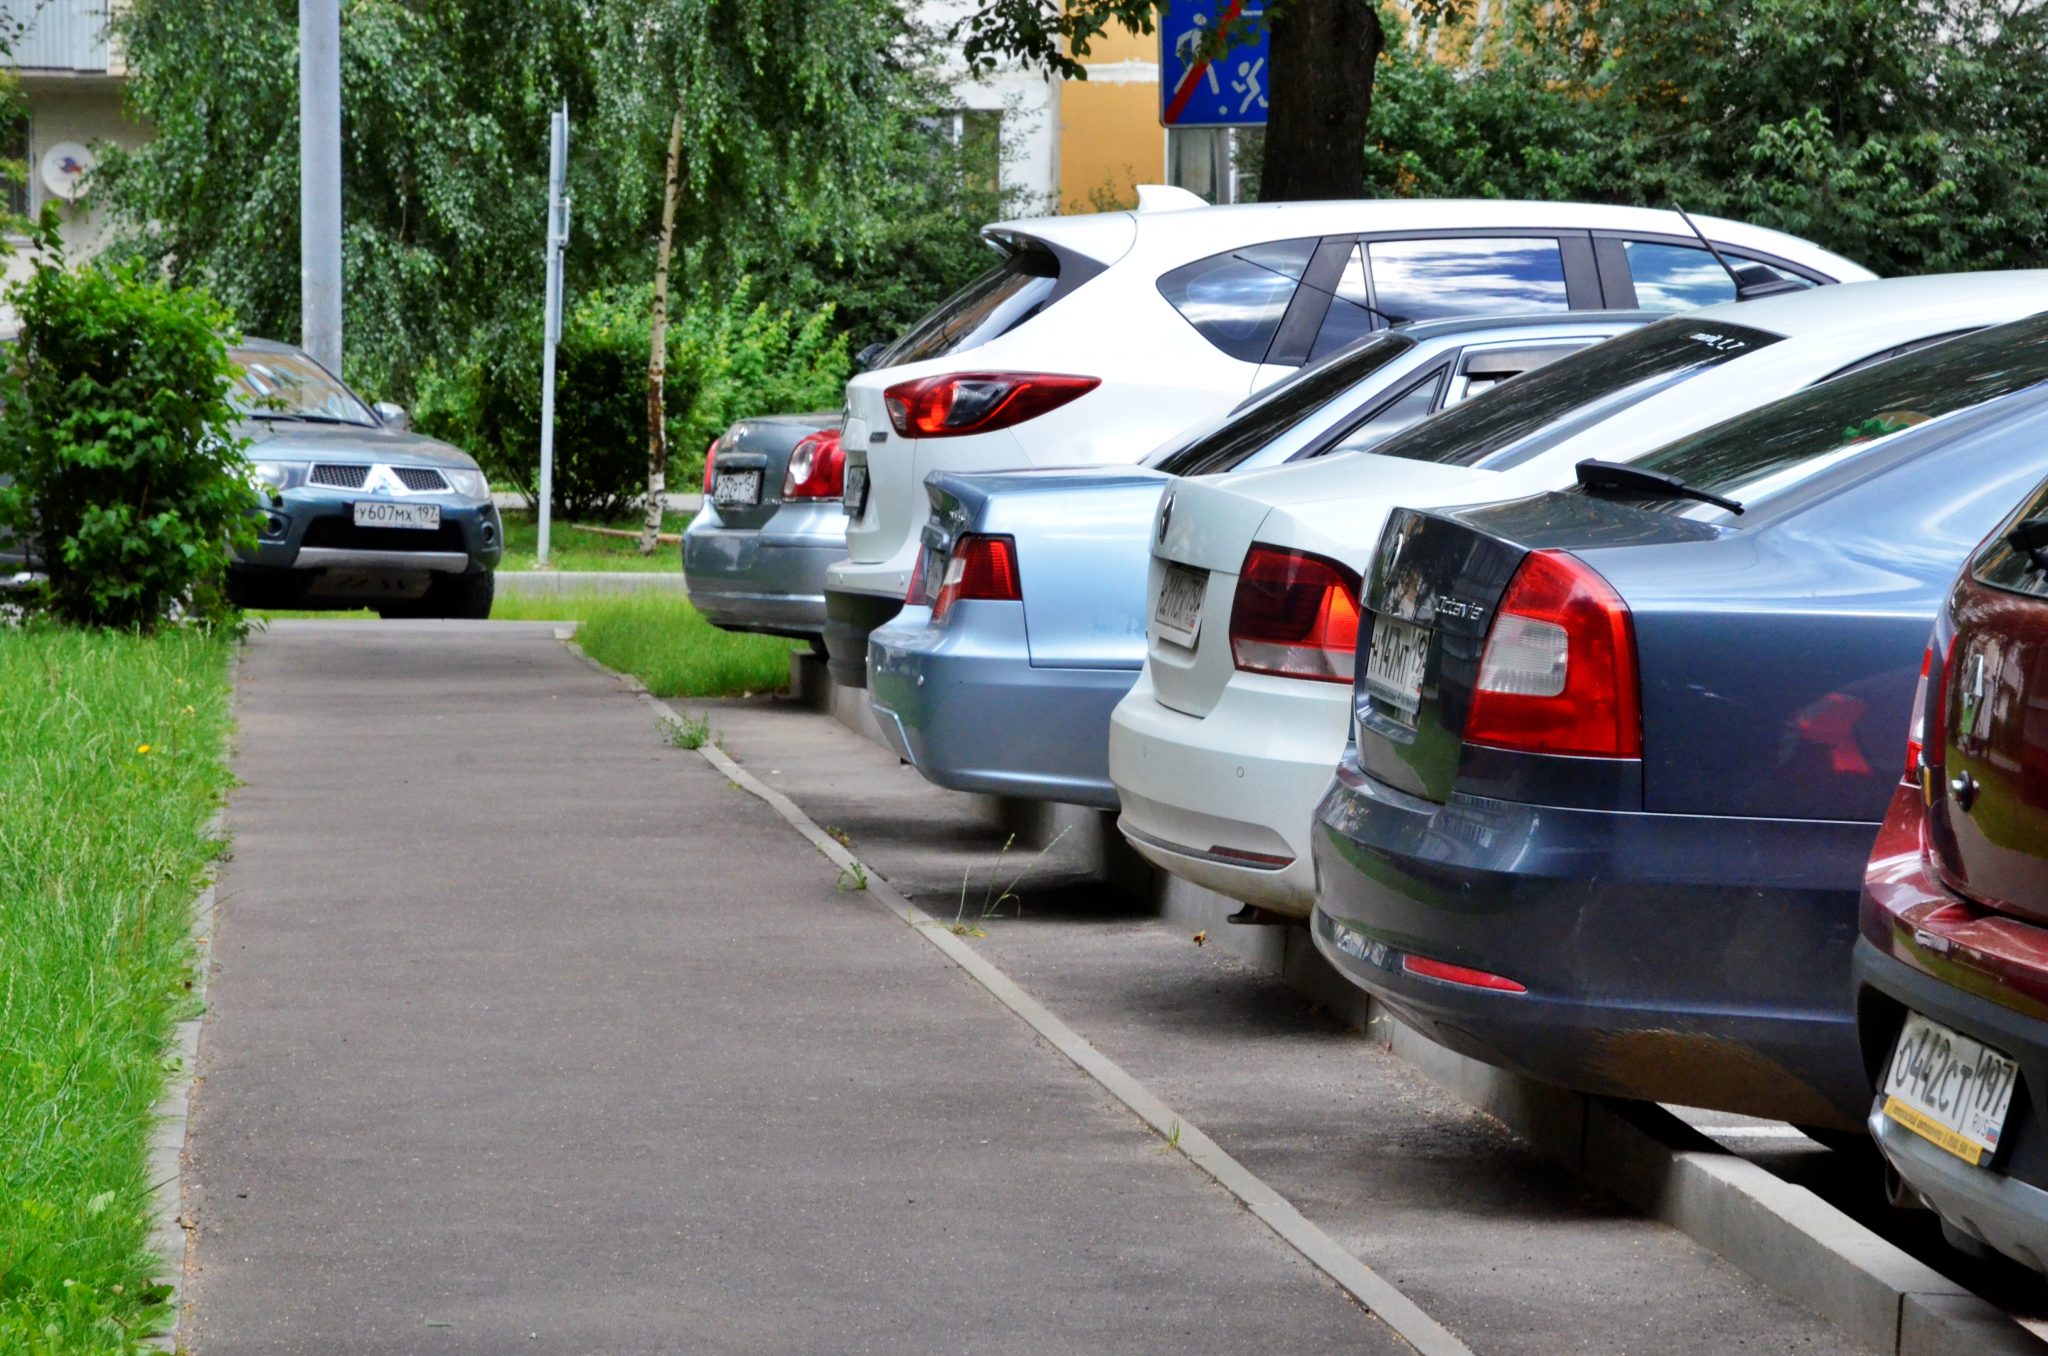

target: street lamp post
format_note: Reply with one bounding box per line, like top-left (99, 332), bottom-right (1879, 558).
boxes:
top-left (300, 0), bottom-right (343, 374)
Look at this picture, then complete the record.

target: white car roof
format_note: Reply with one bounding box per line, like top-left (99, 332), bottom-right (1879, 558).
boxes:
top-left (987, 197), bottom-right (1877, 282)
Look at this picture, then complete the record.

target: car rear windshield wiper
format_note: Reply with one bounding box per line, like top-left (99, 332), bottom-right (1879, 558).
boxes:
top-left (1575, 458), bottom-right (1746, 514)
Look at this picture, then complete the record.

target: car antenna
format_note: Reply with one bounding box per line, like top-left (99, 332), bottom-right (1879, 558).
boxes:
top-left (1671, 205), bottom-right (1809, 302)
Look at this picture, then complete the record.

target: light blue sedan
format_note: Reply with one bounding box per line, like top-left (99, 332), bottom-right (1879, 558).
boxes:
top-left (865, 311), bottom-right (1654, 809)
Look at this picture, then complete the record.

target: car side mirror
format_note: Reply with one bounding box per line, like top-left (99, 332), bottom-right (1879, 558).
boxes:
top-left (373, 401), bottom-right (410, 432)
top-left (855, 342), bottom-right (886, 373)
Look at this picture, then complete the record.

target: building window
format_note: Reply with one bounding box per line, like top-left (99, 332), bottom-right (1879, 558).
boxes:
top-left (1166, 126), bottom-right (1258, 204)
top-left (1, 112), bottom-right (29, 221)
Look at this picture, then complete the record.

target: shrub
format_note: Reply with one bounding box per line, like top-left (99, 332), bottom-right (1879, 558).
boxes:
top-left (0, 225), bottom-right (250, 629)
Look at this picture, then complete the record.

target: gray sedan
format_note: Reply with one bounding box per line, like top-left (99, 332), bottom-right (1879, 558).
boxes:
top-left (683, 412), bottom-right (842, 642)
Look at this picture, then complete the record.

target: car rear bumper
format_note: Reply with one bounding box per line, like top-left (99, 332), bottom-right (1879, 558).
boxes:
top-left (1105, 667), bottom-right (1347, 918)
top-left (1309, 758), bottom-right (1879, 1126)
top-left (824, 554), bottom-right (919, 688)
top-left (682, 503), bottom-right (845, 639)
top-left (868, 599), bottom-right (1131, 810)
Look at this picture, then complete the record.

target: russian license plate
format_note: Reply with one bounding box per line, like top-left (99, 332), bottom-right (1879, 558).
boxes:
top-left (1364, 614), bottom-right (1430, 718)
top-left (1154, 564), bottom-right (1208, 648)
top-left (844, 462), bottom-right (869, 519)
top-left (1881, 1011), bottom-right (2019, 1166)
top-left (353, 501), bottom-right (440, 530)
top-left (712, 470), bottom-right (761, 507)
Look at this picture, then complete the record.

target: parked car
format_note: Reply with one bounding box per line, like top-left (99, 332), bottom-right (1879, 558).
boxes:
top-left (1856, 469), bottom-right (2048, 1270)
top-left (227, 340), bottom-right (502, 618)
top-left (1110, 272), bottom-right (2048, 922)
top-left (823, 195), bottom-right (1873, 688)
top-left (866, 311), bottom-right (1656, 809)
top-left (1310, 309), bottom-right (2048, 1128)
top-left (682, 411), bottom-right (842, 641)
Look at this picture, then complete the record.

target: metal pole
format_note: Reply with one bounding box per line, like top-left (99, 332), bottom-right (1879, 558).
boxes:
top-left (537, 102), bottom-right (570, 566)
top-left (299, 0), bottom-right (343, 374)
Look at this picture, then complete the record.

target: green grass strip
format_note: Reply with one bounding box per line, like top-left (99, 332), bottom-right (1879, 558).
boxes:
top-left (494, 511), bottom-right (689, 573)
top-left (0, 626), bottom-right (235, 1353)
top-left (488, 590), bottom-right (803, 697)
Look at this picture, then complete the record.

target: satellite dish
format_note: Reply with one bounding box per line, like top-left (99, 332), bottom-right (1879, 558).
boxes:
top-left (41, 142), bottom-right (95, 200)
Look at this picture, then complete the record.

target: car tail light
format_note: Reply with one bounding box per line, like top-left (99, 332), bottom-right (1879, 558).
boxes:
top-left (1904, 643), bottom-right (1932, 781)
top-left (906, 548), bottom-right (928, 606)
top-left (931, 534), bottom-right (1020, 622)
top-left (1228, 545), bottom-right (1363, 683)
top-left (1402, 954), bottom-right (1528, 994)
top-left (783, 428), bottom-right (844, 499)
top-left (701, 436), bottom-right (719, 495)
top-left (883, 372), bottom-right (1100, 439)
top-left (1464, 550), bottom-right (1640, 758)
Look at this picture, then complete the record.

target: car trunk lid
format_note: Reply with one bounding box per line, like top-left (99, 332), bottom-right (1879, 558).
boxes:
top-left (705, 413), bottom-right (838, 531)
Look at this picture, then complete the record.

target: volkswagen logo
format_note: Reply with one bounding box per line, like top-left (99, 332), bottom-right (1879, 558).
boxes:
top-left (1157, 490), bottom-right (1175, 544)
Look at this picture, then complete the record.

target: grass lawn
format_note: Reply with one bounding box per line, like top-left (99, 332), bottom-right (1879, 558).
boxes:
top-left (490, 590), bottom-right (804, 696)
top-left (495, 510), bottom-right (689, 573)
top-left (0, 626), bottom-right (235, 1353)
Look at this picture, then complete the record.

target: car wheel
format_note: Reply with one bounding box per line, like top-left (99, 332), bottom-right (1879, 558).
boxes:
top-left (421, 570), bottom-right (495, 620)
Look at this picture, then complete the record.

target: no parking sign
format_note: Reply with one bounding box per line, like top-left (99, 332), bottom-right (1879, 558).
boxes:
top-left (1159, 0), bottom-right (1270, 127)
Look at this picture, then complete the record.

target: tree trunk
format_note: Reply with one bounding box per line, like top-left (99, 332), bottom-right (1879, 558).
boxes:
top-left (641, 105), bottom-right (685, 556)
top-left (1258, 0), bottom-right (1384, 201)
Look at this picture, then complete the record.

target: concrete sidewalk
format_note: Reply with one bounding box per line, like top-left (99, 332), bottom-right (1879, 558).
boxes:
top-left (188, 622), bottom-right (1403, 1354)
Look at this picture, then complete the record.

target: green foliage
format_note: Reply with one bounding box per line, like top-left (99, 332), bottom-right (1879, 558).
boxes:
top-left (414, 283), bottom-right (846, 517)
top-left (0, 225), bottom-right (251, 629)
top-left (1365, 0), bottom-right (2048, 275)
top-left (0, 626), bottom-right (235, 1354)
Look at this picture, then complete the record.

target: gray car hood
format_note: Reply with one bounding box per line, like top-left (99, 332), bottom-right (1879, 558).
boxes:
top-left (238, 419), bottom-right (481, 470)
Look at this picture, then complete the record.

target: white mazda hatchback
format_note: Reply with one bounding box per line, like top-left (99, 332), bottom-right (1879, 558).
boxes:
top-left (1107, 271), bottom-right (2048, 919)
top-left (820, 193), bottom-right (1872, 686)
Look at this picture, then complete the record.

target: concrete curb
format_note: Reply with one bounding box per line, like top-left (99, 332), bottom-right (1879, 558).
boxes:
top-left (495, 570), bottom-right (686, 596)
top-left (144, 803), bottom-right (226, 1352)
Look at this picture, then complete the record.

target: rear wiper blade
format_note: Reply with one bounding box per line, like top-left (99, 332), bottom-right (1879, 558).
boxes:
top-left (1575, 458), bottom-right (1745, 514)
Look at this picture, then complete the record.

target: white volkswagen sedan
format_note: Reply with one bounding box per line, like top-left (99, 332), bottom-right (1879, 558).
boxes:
top-left (1107, 271), bottom-right (2048, 919)
top-left (820, 192), bottom-right (1871, 687)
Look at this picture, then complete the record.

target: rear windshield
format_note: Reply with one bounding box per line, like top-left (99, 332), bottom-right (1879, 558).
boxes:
top-left (1616, 314), bottom-right (2048, 513)
top-left (880, 247), bottom-right (1060, 366)
top-left (1150, 332), bottom-right (1418, 476)
top-left (1366, 316), bottom-right (1783, 469)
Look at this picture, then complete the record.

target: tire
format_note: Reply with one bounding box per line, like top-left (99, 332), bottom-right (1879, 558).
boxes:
top-left (422, 570), bottom-right (495, 620)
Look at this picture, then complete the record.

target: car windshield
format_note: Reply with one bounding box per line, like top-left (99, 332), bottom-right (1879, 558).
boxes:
top-left (1150, 333), bottom-right (1418, 476)
top-left (232, 348), bottom-right (376, 426)
top-left (1612, 311), bottom-right (2048, 514)
top-left (1367, 316), bottom-right (1784, 470)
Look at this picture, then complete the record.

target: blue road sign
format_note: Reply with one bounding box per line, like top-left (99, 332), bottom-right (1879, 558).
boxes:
top-left (1159, 0), bottom-right (1269, 128)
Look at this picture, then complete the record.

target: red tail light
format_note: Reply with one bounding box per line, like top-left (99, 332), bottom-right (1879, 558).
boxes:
top-left (906, 547), bottom-right (928, 606)
top-left (1228, 545), bottom-right (1363, 683)
top-left (883, 372), bottom-right (1100, 439)
top-left (1402, 954), bottom-right (1528, 994)
top-left (931, 534), bottom-right (1020, 622)
top-left (783, 428), bottom-right (844, 499)
top-left (1464, 550), bottom-right (1640, 758)
top-left (1904, 643), bottom-right (1933, 781)
top-left (701, 436), bottom-right (719, 495)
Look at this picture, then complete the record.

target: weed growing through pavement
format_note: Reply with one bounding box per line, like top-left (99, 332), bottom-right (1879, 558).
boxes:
top-left (825, 826), bottom-right (853, 848)
top-left (666, 712), bottom-right (712, 749)
top-left (836, 860), bottom-right (868, 893)
top-left (1166, 1120), bottom-right (1182, 1149)
top-left (947, 828), bottom-right (1070, 937)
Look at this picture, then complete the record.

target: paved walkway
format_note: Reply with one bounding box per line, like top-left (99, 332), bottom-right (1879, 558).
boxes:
top-left (190, 622), bottom-right (1403, 1354)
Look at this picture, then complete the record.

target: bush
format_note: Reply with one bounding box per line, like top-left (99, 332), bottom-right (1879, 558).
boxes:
top-left (416, 280), bottom-right (848, 520)
top-left (0, 227), bottom-right (250, 629)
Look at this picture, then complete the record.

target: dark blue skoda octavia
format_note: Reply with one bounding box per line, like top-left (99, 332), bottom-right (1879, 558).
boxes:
top-left (1311, 312), bottom-right (2048, 1128)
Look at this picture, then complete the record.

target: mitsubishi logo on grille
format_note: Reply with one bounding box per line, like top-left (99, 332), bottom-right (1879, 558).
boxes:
top-left (365, 464), bottom-right (406, 496)
top-left (1157, 490), bottom-right (1175, 545)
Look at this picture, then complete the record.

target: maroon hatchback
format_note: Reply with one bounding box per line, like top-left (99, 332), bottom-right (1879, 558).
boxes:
top-left (1855, 470), bottom-right (2048, 1272)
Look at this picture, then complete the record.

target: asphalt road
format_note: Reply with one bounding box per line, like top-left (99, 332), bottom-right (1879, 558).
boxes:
top-left (189, 621), bottom-right (1405, 1355)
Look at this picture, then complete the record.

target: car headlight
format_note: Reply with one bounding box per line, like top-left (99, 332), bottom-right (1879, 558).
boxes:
top-left (249, 460), bottom-right (300, 492)
top-left (444, 467), bottom-right (489, 499)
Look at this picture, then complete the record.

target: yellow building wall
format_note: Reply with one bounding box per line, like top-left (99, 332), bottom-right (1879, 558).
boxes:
top-left (1058, 23), bottom-right (1163, 212)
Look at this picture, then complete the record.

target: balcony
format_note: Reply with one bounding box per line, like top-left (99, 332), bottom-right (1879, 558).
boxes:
top-left (2, 0), bottom-right (123, 78)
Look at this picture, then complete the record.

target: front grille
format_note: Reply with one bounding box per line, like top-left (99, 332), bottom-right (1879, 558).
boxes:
top-left (302, 517), bottom-right (467, 553)
top-left (393, 466), bottom-right (448, 491)
top-left (310, 463), bottom-right (370, 488)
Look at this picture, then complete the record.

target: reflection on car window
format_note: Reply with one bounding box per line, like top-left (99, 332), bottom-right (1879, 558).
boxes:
top-left (232, 348), bottom-right (376, 426)
top-left (1323, 368), bottom-right (1445, 456)
top-left (880, 248), bottom-right (1061, 367)
top-left (1371, 238), bottom-right (1568, 322)
top-left (1370, 316), bottom-right (1784, 469)
top-left (1150, 331), bottom-right (1417, 476)
top-left (1157, 236), bottom-right (1318, 364)
top-left (1623, 240), bottom-right (1814, 311)
top-left (1620, 314), bottom-right (2048, 512)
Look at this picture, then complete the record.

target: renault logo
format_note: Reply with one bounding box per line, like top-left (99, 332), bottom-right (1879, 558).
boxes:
top-left (1158, 490), bottom-right (1175, 544)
